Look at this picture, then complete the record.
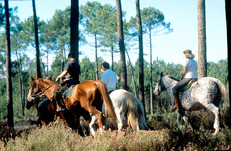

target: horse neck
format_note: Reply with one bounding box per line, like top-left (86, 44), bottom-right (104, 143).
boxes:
top-left (38, 80), bottom-right (57, 100)
top-left (162, 76), bottom-right (177, 91)
top-left (162, 76), bottom-right (178, 103)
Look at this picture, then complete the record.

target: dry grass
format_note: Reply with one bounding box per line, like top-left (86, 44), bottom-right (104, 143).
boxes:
top-left (2, 121), bottom-right (169, 151)
top-left (1, 109), bottom-right (231, 150)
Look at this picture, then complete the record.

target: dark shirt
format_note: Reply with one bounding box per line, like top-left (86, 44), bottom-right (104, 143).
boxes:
top-left (64, 60), bottom-right (80, 81)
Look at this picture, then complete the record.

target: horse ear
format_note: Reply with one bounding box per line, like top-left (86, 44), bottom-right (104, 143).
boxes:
top-left (160, 72), bottom-right (163, 77)
top-left (31, 76), bottom-right (34, 81)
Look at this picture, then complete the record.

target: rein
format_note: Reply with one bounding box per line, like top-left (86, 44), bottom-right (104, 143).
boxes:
top-left (160, 77), bottom-right (176, 91)
top-left (30, 83), bottom-right (55, 102)
top-left (164, 83), bottom-right (176, 90)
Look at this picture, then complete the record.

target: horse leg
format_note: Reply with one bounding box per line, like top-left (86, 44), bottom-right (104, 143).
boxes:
top-left (88, 107), bottom-right (104, 133)
top-left (178, 110), bottom-right (192, 129)
top-left (115, 109), bottom-right (123, 131)
top-left (73, 112), bottom-right (85, 137)
top-left (205, 103), bottom-right (220, 135)
top-left (81, 111), bottom-right (91, 136)
top-left (89, 115), bottom-right (97, 136)
top-left (176, 112), bottom-right (181, 124)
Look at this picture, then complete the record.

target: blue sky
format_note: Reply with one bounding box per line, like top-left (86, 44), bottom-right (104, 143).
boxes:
top-left (6, 0), bottom-right (227, 65)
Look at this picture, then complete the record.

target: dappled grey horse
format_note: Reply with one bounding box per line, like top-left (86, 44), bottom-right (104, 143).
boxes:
top-left (153, 72), bottom-right (229, 135)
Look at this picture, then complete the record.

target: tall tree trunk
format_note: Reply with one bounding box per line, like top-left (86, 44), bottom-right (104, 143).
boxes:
top-left (116, 0), bottom-right (127, 90)
top-left (5, 0), bottom-right (14, 134)
top-left (149, 27), bottom-right (153, 115)
top-left (225, 0), bottom-right (231, 127)
top-left (197, 0), bottom-right (207, 78)
top-left (70, 0), bottom-right (79, 63)
top-left (16, 52), bottom-right (24, 116)
top-left (136, 0), bottom-right (145, 113)
top-left (111, 45), bottom-right (114, 71)
top-left (41, 59), bottom-right (46, 78)
top-left (46, 51), bottom-right (48, 76)
top-left (125, 49), bottom-right (137, 97)
top-left (32, 0), bottom-right (41, 78)
top-left (21, 67), bottom-right (25, 116)
top-left (95, 34), bottom-right (99, 80)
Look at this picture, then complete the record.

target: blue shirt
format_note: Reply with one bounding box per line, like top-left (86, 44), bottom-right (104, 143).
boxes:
top-left (101, 69), bottom-right (118, 92)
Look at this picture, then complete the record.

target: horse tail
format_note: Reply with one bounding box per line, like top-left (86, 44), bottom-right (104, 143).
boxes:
top-left (94, 80), bottom-right (118, 126)
top-left (214, 78), bottom-right (229, 108)
top-left (131, 94), bottom-right (149, 130)
top-left (125, 91), bottom-right (139, 131)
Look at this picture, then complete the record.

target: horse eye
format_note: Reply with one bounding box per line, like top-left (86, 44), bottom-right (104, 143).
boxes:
top-left (32, 81), bottom-right (36, 88)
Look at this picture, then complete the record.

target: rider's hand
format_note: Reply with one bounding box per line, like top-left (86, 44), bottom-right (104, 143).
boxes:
top-left (55, 76), bottom-right (60, 83)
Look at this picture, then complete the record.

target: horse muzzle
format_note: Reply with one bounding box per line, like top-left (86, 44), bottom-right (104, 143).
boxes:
top-left (153, 88), bottom-right (160, 96)
top-left (26, 96), bottom-right (38, 109)
top-left (27, 96), bottom-right (35, 103)
top-left (26, 101), bottom-right (33, 109)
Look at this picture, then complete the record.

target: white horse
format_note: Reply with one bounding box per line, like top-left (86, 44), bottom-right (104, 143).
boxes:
top-left (153, 72), bottom-right (229, 135)
top-left (91, 89), bottom-right (148, 133)
top-left (109, 89), bottom-right (148, 131)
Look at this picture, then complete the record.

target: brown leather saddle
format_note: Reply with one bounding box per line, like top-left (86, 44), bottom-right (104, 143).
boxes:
top-left (179, 79), bottom-right (197, 94)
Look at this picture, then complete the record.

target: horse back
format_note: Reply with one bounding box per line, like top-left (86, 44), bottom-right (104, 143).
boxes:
top-left (181, 77), bottom-right (222, 107)
top-left (67, 80), bottom-right (100, 108)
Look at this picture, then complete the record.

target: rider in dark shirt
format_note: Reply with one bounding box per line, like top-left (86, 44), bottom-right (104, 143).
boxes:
top-left (54, 52), bottom-right (80, 112)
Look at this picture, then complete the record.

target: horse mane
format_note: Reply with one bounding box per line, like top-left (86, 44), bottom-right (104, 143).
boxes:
top-left (43, 78), bottom-right (56, 84)
top-left (165, 75), bottom-right (180, 82)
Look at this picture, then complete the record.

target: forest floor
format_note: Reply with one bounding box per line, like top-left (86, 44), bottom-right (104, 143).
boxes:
top-left (0, 119), bottom-right (37, 145)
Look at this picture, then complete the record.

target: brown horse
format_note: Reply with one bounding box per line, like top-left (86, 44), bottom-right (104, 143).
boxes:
top-left (62, 80), bottom-right (118, 135)
top-left (27, 77), bottom-right (91, 136)
top-left (27, 77), bottom-right (117, 136)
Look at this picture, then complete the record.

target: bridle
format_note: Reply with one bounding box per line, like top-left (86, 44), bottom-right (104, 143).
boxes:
top-left (28, 82), bottom-right (55, 103)
top-left (159, 76), bottom-right (176, 91)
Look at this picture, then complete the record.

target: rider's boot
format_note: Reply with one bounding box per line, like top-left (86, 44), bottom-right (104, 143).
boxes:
top-left (172, 93), bottom-right (180, 111)
top-left (56, 98), bottom-right (67, 112)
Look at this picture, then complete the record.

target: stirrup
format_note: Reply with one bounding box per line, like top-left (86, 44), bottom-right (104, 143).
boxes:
top-left (171, 105), bottom-right (179, 111)
top-left (56, 106), bottom-right (66, 112)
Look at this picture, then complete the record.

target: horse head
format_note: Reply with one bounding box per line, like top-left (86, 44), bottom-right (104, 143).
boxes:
top-left (153, 72), bottom-right (165, 96)
top-left (26, 77), bottom-right (42, 108)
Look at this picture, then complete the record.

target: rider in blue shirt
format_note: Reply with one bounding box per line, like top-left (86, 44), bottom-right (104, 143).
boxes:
top-left (100, 62), bottom-right (118, 94)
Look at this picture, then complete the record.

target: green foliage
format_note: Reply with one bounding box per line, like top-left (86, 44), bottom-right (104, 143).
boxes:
top-left (0, 4), bottom-right (17, 27)
top-left (80, 56), bottom-right (96, 81)
top-left (0, 3), bottom-right (4, 26)
top-left (80, 1), bottom-right (104, 35)
top-left (207, 59), bottom-right (227, 84)
top-left (0, 79), bottom-right (7, 119)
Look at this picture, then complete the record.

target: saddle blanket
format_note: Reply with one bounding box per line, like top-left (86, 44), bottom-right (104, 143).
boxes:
top-left (62, 85), bottom-right (76, 98)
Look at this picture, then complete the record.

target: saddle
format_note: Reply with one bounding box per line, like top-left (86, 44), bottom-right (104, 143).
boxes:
top-left (179, 79), bottom-right (197, 94)
top-left (62, 85), bottom-right (76, 98)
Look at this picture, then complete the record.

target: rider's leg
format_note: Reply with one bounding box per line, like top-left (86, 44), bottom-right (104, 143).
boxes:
top-left (54, 85), bottom-right (68, 112)
top-left (172, 92), bottom-right (180, 111)
top-left (172, 78), bottom-right (192, 111)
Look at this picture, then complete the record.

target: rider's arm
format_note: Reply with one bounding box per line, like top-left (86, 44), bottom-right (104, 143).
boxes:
top-left (56, 70), bottom-right (68, 82)
top-left (180, 66), bottom-right (187, 80)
